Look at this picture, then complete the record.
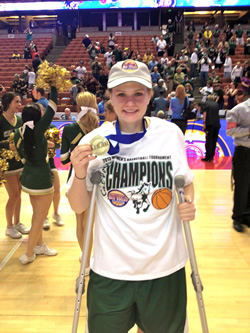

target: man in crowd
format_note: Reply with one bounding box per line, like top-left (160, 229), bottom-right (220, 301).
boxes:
top-left (226, 87), bottom-right (250, 232)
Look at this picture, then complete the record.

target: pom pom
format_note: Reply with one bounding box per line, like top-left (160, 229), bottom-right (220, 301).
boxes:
top-left (36, 61), bottom-right (72, 92)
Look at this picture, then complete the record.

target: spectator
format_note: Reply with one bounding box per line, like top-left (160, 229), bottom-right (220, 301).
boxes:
top-left (167, 37), bottom-right (175, 57)
top-left (151, 66), bottom-right (161, 85)
top-left (214, 84), bottom-right (224, 110)
top-left (223, 54), bottom-right (232, 79)
top-left (33, 86), bottom-right (48, 109)
top-left (121, 47), bottom-right (133, 61)
top-left (27, 67), bottom-right (36, 90)
top-left (214, 50), bottom-right (224, 71)
top-left (151, 35), bottom-right (159, 45)
top-left (185, 83), bottom-right (194, 99)
top-left (108, 33), bottom-right (116, 50)
top-left (213, 24), bottom-right (220, 46)
top-left (70, 79), bottom-right (83, 105)
top-left (204, 26), bottom-right (212, 47)
top-left (186, 21), bottom-right (195, 33)
top-left (112, 44), bottom-right (122, 62)
top-left (25, 28), bottom-right (33, 43)
top-left (190, 48), bottom-right (198, 80)
top-left (70, 69), bottom-right (78, 85)
top-left (231, 62), bottom-right (243, 84)
top-left (10, 50), bottom-right (20, 61)
top-left (61, 107), bottom-right (76, 121)
top-left (75, 60), bottom-right (87, 80)
top-left (22, 65), bottom-right (29, 84)
top-left (104, 47), bottom-right (113, 66)
top-left (160, 52), bottom-right (168, 68)
top-left (170, 84), bottom-right (189, 134)
top-left (103, 100), bottom-right (117, 122)
top-left (82, 34), bottom-right (91, 49)
top-left (174, 67), bottom-right (185, 89)
top-left (32, 54), bottom-right (41, 74)
top-left (228, 36), bottom-right (236, 56)
top-left (207, 44), bottom-right (217, 62)
top-left (29, 41), bottom-right (38, 60)
top-left (199, 54), bottom-right (211, 88)
top-left (157, 110), bottom-right (166, 119)
top-left (85, 72), bottom-right (99, 95)
top-left (23, 43), bottom-right (31, 60)
top-left (87, 43), bottom-right (99, 64)
top-left (99, 68), bottom-right (109, 90)
top-left (109, 54), bottom-right (117, 69)
top-left (12, 74), bottom-right (27, 99)
top-left (241, 71), bottom-right (250, 99)
top-left (235, 24), bottom-right (244, 46)
top-left (71, 18), bottom-right (78, 39)
top-left (148, 55), bottom-right (158, 72)
top-left (199, 81), bottom-right (214, 103)
top-left (97, 93), bottom-right (110, 122)
top-left (91, 57), bottom-right (102, 81)
top-left (156, 35), bottom-right (167, 57)
top-left (224, 25), bottom-right (233, 42)
top-left (153, 89), bottom-right (169, 116)
top-left (208, 71), bottom-right (221, 84)
top-left (225, 82), bottom-right (238, 109)
top-left (175, 11), bottom-right (183, 34)
top-left (201, 94), bottom-right (221, 162)
top-left (244, 38), bottom-right (250, 57)
top-left (152, 78), bottom-right (167, 99)
top-left (167, 19), bottom-right (175, 38)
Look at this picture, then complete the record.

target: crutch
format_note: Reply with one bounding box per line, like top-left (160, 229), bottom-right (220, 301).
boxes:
top-left (72, 170), bottom-right (101, 333)
top-left (175, 175), bottom-right (209, 333)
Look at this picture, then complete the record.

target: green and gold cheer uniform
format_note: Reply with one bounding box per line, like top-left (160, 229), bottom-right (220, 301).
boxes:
top-left (0, 113), bottom-right (23, 176)
top-left (14, 88), bottom-right (57, 195)
top-left (60, 120), bottom-right (87, 165)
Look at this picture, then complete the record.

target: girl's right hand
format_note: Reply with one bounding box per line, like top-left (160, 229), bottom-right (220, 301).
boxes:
top-left (70, 144), bottom-right (96, 179)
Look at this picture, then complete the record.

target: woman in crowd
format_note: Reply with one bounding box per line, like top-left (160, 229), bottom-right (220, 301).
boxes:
top-left (170, 84), bottom-right (190, 135)
top-left (0, 92), bottom-right (29, 239)
top-left (225, 82), bottom-right (238, 110)
top-left (14, 86), bottom-right (58, 264)
top-left (60, 92), bottom-right (99, 272)
top-left (67, 60), bottom-right (195, 333)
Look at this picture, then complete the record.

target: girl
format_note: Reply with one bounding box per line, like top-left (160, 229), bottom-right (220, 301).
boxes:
top-left (60, 92), bottom-right (99, 271)
top-left (170, 84), bottom-right (190, 135)
top-left (14, 86), bottom-right (58, 264)
top-left (0, 92), bottom-right (29, 239)
top-left (67, 60), bottom-right (195, 333)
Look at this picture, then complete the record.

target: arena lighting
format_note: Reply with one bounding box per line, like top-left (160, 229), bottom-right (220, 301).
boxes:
top-left (0, 0), bottom-right (249, 11)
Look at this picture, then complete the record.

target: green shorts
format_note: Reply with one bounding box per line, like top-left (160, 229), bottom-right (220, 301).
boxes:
top-left (87, 268), bottom-right (187, 333)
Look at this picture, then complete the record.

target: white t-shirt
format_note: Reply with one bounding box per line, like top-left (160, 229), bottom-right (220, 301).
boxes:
top-left (104, 51), bottom-right (113, 65)
top-left (157, 40), bottom-right (167, 52)
top-left (28, 71), bottom-right (36, 84)
top-left (75, 65), bottom-right (87, 79)
top-left (67, 117), bottom-right (193, 281)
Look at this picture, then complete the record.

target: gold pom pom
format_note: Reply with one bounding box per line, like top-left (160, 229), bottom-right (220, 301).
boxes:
top-left (36, 61), bottom-right (72, 92)
top-left (45, 128), bottom-right (61, 144)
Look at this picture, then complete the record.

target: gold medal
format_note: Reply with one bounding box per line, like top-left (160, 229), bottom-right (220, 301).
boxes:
top-left (90, 135), bottom-right (110, 156)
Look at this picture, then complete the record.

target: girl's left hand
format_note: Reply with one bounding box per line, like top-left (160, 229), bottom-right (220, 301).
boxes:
top-left (178, 195), bottom-right (196, 222)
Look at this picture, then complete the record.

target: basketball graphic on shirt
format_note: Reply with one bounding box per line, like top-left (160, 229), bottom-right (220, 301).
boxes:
top-left (152, 188), bottom-right (172, 209)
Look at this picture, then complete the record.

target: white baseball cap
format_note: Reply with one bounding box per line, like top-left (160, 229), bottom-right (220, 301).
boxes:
top-left (107, 60), bottom-right (152, 89)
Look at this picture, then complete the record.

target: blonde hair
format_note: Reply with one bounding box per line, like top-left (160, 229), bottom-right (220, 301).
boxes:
top-left (105, 100), bottom-right (115, 114)
top-left (76, 92), bottom-right (99, 133)
top-left (175, 84), bottom-right (186, 104)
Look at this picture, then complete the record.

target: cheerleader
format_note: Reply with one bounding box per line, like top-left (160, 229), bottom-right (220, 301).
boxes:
top-left (60, 92), bottom-right (99, 271)
top-left (38, 104), bottom-right (64, 230)
top-left (0, 92), bottom-right (29, 239)
top-left (14, 86), bottom-right (58, 264)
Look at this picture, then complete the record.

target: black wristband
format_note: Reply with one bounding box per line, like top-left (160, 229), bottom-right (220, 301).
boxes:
top-left (75, 174), bottom-right (86, 180)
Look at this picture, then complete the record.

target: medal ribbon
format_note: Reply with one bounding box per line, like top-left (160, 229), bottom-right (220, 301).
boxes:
top-left (106, 119), bottom-right (146, 155)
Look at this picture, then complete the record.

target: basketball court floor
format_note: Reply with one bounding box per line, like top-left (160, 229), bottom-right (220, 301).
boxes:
top-left (0, 157), bottom-right (250, 333)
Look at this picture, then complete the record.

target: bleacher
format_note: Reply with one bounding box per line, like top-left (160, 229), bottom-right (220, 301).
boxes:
top-left (0, 37), bottom-right (53, 90)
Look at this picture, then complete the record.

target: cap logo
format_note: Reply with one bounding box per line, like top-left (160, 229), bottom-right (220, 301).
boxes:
top-left (121, 60), bottom-right (139, 73)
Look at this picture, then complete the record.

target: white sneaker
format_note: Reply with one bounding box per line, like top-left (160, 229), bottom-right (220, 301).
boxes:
top-left (19, 253), bottom-right (36, 265)
top-left (14, 223), bottom-right (30, 234)
top-left (43, 217), bottom-right (50, 230)
top-left (6, 226), bottom-right (22, 239)
top-left (34, 243), bottom-right (58, 256)
top-left (52, 213), bottom-right (64, 226)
